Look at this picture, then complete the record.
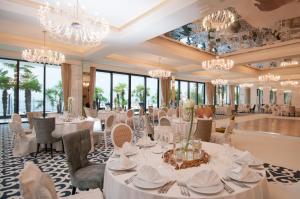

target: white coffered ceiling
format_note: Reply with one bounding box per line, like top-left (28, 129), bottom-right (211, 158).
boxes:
top-left (0, 0), bottom-right (300, 84)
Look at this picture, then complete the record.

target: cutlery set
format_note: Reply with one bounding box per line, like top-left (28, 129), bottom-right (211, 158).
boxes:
top-left (158, 181), bottom-right (176, 194)
top-left (220, 179), bottom-right (235, 193)
top-left (177, 181), bottom-right (191, 197)
top-left (222, 177), bottom-right (250, 188)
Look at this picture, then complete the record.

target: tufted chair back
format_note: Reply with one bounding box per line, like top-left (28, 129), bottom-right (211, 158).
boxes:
top-left (33, 117), bottom-right (57, 144)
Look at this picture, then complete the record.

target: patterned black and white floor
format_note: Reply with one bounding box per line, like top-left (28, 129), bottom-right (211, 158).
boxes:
top-left (1, 124), bottom-right (299, 199)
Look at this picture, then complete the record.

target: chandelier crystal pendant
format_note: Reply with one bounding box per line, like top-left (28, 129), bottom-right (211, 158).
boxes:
top-left (211, 78), bottom-right (228, 85)
top-left (202, 56), bottom-right (234, 72)
top-left (22, 31), bottom-right (65, 65)
top-left (239, 83), bottom-right (254, 88)
top-left (258, 73), bottom-right (280, 82)
top-left (148, 57), bottom-right (171, 78)
top-left (202, 9), bottom-right (235, 31)
top-left (280, 60), bottom-right (298, 67)
top-left (280, 80), bottom-right (298, 87)
top-left (38, 0), bottom-right (110, 46)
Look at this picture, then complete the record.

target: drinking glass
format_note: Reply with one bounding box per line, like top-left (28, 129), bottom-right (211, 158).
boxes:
top-left (175, 149), bottom-right (184, 169)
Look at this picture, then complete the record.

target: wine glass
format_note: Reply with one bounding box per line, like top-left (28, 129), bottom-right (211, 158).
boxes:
top-left (175, 149), bottom-right (184, 169)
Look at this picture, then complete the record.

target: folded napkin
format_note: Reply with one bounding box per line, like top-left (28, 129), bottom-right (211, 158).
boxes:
top-left (120, 154), bottom-right (132, 168)
top-left (230, 164), bottom-right (251, 180)
top-left (137, 165), bottom-right (162, 183)
top-left (235, 151), bottom-right (258, 165)
top-left (121, 142), bottom-right (136, 154)
top-left (189, 168), bottom-right (220, 188)
top-left (137, 136), bottom-right (152, 146)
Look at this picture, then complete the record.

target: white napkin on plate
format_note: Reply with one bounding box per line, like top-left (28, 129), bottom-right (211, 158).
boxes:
top-left (120, 154), bottom-right (132, 168)
top-left (121, 142), bottom-right (136, 154)
top-left (230, 164), bottom-right (251, 180)
top-left (235, 151), bottom-right (258, 165)
top-left (189, 168), bottom-right (220, 188)
top-left (136, 165), bottom-right (163, 183)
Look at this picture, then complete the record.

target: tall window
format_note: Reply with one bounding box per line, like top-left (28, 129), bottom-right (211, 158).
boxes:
top-left (180, 81), bottom-right (188, 101)
top-left (0, 59), bottom-right (17, 117)
top-left (270, 90), bottom-right (276, 105)
top-left (189, 82), bottom-right (197, 103)
top-left (146, 77), bottom-right (158, 108)
top-left (284, 92), bottom-right (292, 105)
top-left (19, 62), bottom-right (43, 115)
top-left (197, 83), bottom-right (205, 105)
top-left (234, 86), bottom-right (240, 105)
top-left (46, 65), bottom-right (63, 113)
top-left (257, 89), bottom-right (263, 105)
top-left (131, 75), bottom-right (145, 109)
top-left (95, 72), bottom-right (111, 109)
top-left (215, 85), bottom-right (227, 105)
top-left (112, 73), bottom-right (128, 109)
top-left (175, 80), bottom-right (179, 105)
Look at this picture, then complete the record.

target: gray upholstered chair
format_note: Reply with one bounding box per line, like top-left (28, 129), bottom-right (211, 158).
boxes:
top-left (63, 129), bottom-right (105, 195)
top-left (193, 119), bottom-right (213, 142)
top-left (33, 117), bottom-right (60, 158)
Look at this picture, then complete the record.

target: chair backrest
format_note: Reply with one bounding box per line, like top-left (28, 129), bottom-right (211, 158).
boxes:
top-left (19, 161), bottom-right (58, 199)
top-left (148, 106), bottom-right (153, 114)
top-left (158, 110), bottom-right (167, 119)
top-left (139, 108), bottom-right (145, 116)
top-left (33, 117), bottom-right (56, 144)
top-left (143, 115), bottom-right (154, 135)
top-left (84, 107), bottom-right (91, 117)
top-left (12, 113), bottom-right (22, 123)
top-left (289, 106), bottom-right (296, 113)
top-left (127, 109), bottom-right (134, 118)
top-left (203, 107), bottom-right (213, 118)
top-left (89, 108), bottom-right (98, 118)
top-left (78, 121), bottom-right (94, 134)
top-left (9, 121), bottom-right (25, 138)
top-left (111, 123), bottom-right (133, 148)
top-left (162, 107), bottom-right (168, 113)
top-left (27, 112), bottom-right (43, 129)
top-left (63, 129), bottom-right (91, 176)
top-left (159, 117), bottom-right (171, 126)
top-left (193, 119), bottom-right (212, 142)
top-left (167, 108), bottom-right (173, 117)
top-left (105, 114), bottom-right (115, 129)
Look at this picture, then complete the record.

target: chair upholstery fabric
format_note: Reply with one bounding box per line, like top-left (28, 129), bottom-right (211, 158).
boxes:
top-left (63, 130), bottom-right (105, 190)
top-left (33, 118), bottom-right (59, 144)
top-left (27, 112), bottom-right (42, 129)
top-left (159, 117), bottom-right (171, 126)
top-left (111, 124), bottom-right (133, 148)
top-left (193, 119), bottom-right (213, 142)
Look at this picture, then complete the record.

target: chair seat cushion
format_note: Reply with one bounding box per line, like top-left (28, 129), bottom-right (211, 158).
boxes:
top-left (73, 164), bottom-right (105, 189)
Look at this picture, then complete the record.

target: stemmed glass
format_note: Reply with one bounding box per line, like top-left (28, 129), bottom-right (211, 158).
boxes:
top-left (175, 149), bottom-right (184, 169)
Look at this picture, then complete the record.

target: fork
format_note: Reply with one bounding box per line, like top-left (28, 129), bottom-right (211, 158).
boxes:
top-left (222, 177), bottom-right (250, 188)
top-left (124, 174), bottom-right (137, 184)
top-left (220, 179), bottom-right (235, 193)
top-left (177, 181), bottom-right (190, 197)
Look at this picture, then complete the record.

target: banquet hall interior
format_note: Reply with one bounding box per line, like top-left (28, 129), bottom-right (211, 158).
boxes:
top-left (0, 0), bottom-right (300, 199)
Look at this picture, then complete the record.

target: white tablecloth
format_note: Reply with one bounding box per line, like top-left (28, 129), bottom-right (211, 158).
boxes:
top-left (103, 142), bottom-right (269, 199)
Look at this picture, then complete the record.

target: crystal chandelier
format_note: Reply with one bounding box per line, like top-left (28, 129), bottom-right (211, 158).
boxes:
top-left (202, 9), bottom-right (235, 31)
top-left (22, 31), bottom-right (65, 65)
top-left (258, 73), bottom-right (280, 82)
top-left (202, 56), bottom-right (234, 72)
top-left (280, 60), bottom-right (298, 67)
top-left (148, 57), bottom-right (171, 78)
top-left (38, 0), bottom-right (110, 46)
top-left (239, 83), bottom-right (254, 88)
top-left (211, 78), bottom-right (228, 85)
top-left (280, 80), bottom-right (298, 87)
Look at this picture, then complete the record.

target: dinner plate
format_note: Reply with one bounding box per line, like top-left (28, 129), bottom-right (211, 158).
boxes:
top-left (187, 181), bottom-right (224, 195)
top-left (136, 141), bottom-right (156, 148)
top-left (113, 149), bottom-right (138, 157)
top-left (234, 158), bottom-right (263, 167)
top-left (133, 177), bottom-right (167, 189)
top-left (108, 160), bottom-right (137, 171)
top-left (226, 169), bottom-right (261, 183)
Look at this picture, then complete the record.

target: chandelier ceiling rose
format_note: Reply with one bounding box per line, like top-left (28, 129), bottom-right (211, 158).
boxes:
top-left (21, 31), bottom-right (65, 65)
top-left (211, 78), bottom-right (228, 85)
top-left (202, 56), bottom-right (234, 72)
top-left (202, 9), bottom-right (235, 31)
top-left (280, 80), bottom-right (298, 87)
top-left (258, 73), bottom-right (280, 82)
top-left (38, 0), bottom-right (110, 46)
top-left (239, 83), bottom-right (254, 88)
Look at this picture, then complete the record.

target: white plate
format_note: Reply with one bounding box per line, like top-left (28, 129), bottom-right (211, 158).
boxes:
top-left (136, 141), bottom-right (156, 148)
top-left (114, 149), bottom-right (138, 157)
top-left (108, 160), bottom-right (137, 171)
top-left (226, 170), bottom-right (261, 183)
top-left (234, 158), bottom-right (263, 167)
top-left (187, 182), bottom-right (224, 195)
top-left (133, 177), bottom-right (167, 189)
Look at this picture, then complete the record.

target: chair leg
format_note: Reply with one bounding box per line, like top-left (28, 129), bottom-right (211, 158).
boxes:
top-left (61, 139), bottom-right (65, 153)
top-left (104, 132), bottom-right (107, 148)
top-left (45, 144), bottom-right (47, 152)
top-left (35, 143), bottom-right (40, 158)
top-left (72, 186), bottom-right (76, 195)
top-left (50, 144), bottom-right (53, 158)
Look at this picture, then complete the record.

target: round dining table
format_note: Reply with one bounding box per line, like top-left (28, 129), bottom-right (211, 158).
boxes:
top-left (103, 142), bottom-right (269, 199)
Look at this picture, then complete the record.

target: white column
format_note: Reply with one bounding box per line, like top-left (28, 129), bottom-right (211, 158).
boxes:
top-left (70, 64), bottom-right (83, 115)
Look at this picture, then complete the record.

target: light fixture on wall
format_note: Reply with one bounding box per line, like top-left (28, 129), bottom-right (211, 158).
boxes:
top-left (202, 56), bottom-right (234, 72)
top-left (280, 60), bottom-right (298, 67)
top-left (239, 83), bottom-right (254, 88)
top-left (38, 0), bottom-right (110, 46)
top-left (202, 9), bottom-right (235, 31)
top-left (82, 81), bottom-right (90, 87)
top-left (284, 90), bottom-right (292, 93)
top-left (148, 57), bottom-right (171, 78)
top-left (211, 78), bottom-right (228, 85)
top-left (280, 80), bottom-right (298, 87)
top-left (258, 73), bottom-right (280, 82)
top-left (22, 31), bottom-right (65, 65)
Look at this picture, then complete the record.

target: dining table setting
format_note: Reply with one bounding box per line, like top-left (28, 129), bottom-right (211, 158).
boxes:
top-left (103, 134), bottom-right (269, 199)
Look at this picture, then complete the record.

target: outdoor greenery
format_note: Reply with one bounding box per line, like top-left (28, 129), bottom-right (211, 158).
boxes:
top-left (132, 84), bottom-right (150, 103)
top-left (94, 87), bottom-right (108, 109)
top-left (46, 80), bottom-right (63, 113)
top-left (0, 69), bottom-right (12, 117)
top-left (113, 83), bottom-right (127, 108)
